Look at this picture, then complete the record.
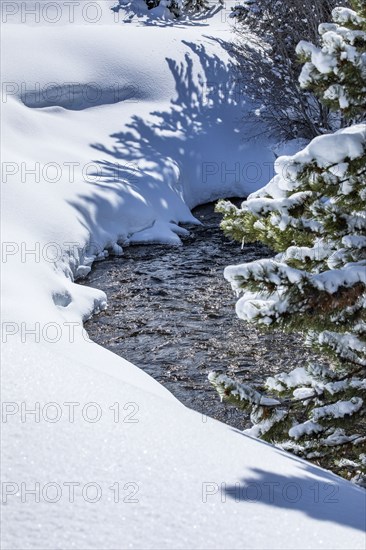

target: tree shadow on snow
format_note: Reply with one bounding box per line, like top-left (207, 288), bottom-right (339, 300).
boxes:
top-left (66, 39), bottom-right (272, 260)
top-left (222, 430), bottom-right (366, 533)
top-left (113, 2), bottom-right (224, 28)
top-left (89, 39), bottom-right (271, 215)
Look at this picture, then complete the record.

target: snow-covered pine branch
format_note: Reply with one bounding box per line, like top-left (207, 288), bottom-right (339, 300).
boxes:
top-left (297, 2), bottom-right (366, 121)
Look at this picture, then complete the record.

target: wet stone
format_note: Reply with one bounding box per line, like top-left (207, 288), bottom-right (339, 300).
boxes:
top-left (80, 201), bottom-right (323, 430)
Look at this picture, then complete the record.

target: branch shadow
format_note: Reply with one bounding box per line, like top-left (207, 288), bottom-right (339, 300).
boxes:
top-left (88, 39), bottom-right (270, 220)
top-left (113, 1), bottom-right (224, 28)
top-left (64, 38), bottom-right (272, 257)
top-left (222, 430), bottom-right (366, 533)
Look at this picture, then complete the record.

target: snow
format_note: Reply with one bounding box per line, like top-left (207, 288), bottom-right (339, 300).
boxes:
top-left (293, 388), bottom-right (316, 400)
top-left (266, 367), bottom-right (314, 392)
top-left (275, 125), bottom-right (366, 189)
top-left (1, 2), bottom-right (365, 549)
top-left (289, 421), bottom-right (324, 441)
top-left (208, 371), bottom-right (281, 406)
top-left (342, 235), bottom-right (366, 249)
top-left (320, 429), bottom-right (364, 448)
top-left (333, 6), bottom-right (365, 26)
top-left (311, 398), bottom-right (364, 422)
top-left (312, 262), bottom-right (366, 293)
top-left (244, 408), bottom-right (289, 439)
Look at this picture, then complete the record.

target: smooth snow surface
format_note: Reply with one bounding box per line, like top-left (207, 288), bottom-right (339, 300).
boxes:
top-left (1, 2), bottom-right (365, 549)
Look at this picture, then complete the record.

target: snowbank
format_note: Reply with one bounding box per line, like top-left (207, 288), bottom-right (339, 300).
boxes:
top-left (1, 2), bottom-right (365, 548)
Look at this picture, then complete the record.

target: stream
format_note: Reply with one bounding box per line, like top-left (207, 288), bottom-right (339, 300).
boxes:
top-left (82, 201), bottom-right (321, 429)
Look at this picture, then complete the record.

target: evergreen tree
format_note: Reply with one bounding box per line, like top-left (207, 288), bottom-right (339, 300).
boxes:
top-left (211, 2), bottom-right (366, 485)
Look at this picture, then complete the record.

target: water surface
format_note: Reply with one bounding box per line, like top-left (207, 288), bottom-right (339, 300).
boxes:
top-left (82, 202), bottom-right (320, 428)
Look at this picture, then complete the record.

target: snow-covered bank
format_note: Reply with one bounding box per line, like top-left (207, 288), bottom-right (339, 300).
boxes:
top-left (1, 2), bottom-right (365, 548)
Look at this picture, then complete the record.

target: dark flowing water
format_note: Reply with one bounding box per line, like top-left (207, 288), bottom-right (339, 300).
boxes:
top-left (82, 202), bottom-right (320, 429)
